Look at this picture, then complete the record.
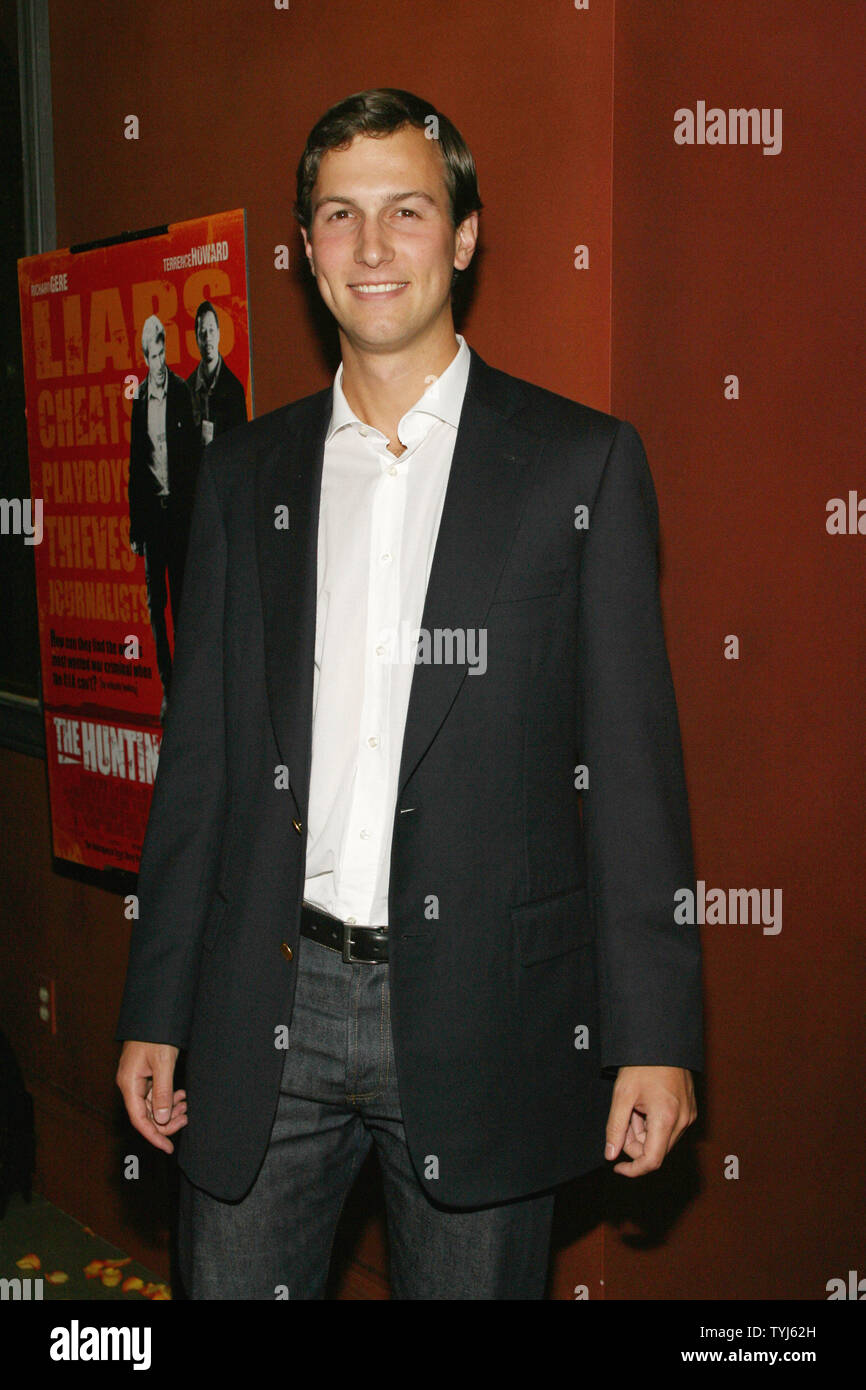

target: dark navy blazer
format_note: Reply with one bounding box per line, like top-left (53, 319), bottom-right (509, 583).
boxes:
top-left (116, 348), bottom-right (703, 1206)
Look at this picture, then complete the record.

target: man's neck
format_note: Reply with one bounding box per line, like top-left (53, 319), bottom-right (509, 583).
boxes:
top-left (339, 321), bottom-right (460, 457)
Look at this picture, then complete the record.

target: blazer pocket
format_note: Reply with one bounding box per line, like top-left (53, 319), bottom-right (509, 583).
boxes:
top-left (201, 889), bottom-right (230, 952)
top-left (489, 566), bottom-right (568, 605)
top-left (511, 884), bottom-right (594, 965)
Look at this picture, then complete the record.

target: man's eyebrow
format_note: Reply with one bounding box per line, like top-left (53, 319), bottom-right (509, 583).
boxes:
top-left (313, 190), bottom-right (438, 214)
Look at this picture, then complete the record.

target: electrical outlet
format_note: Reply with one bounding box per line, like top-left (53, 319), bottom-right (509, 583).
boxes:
top-left (37, 975), bottom-right (57, 1034)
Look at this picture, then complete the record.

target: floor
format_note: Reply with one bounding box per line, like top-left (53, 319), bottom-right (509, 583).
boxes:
top-left (0, 1191), bottom-right (169, 1300)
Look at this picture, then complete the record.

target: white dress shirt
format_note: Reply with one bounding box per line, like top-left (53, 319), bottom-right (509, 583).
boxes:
top-left (145, 373), bottom-right (169, 495)
top-left (302, 333), bottom-right (471, 926)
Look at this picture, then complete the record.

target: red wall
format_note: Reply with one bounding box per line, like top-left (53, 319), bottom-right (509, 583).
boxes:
top-left (609, 0), bottom-right (866, 1298)
top-left (48, 0), bottom-right (614, 412)
top-left (0, 0), bottom-right (861, 1298)
top-left (6, 0), bottom-right (614, 1296)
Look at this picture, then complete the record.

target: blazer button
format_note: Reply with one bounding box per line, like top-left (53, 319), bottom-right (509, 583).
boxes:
top-left (280, 942), bottom-right (293, 962)
top-left (292, 819), bottom-right (302, 834)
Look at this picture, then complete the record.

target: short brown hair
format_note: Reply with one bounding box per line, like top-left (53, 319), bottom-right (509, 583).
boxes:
top-left (294, 88), bottom-right (482, 251)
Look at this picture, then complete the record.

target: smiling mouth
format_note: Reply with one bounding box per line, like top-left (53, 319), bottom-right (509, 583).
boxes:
top-left (349, 281), bottom-right (409, 295)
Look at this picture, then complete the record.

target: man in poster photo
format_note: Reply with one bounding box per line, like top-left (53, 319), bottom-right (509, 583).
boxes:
top-left (186, 300), bottom-right (248, 448)
top-left (117, 89), bottom-right (703, 1299)
top-left (127, 315), bottom-right (199, 721)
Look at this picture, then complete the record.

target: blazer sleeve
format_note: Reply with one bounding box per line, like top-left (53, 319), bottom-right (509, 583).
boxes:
top-left (115, 446), bottom-right (228, 1047)
top-left (577, 419), bottom-right (704, 1073)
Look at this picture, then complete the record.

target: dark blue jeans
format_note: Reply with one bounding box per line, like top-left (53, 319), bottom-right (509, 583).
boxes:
top-left (178, 932), bottom-right (555, 1299)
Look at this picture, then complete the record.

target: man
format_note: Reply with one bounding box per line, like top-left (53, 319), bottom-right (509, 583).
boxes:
top-left (186, 300), bottom-right (248, 447)
top-left (116, 89), bottom-right (703, 1300)
top-left (127, 315), bottom-right (199, 720)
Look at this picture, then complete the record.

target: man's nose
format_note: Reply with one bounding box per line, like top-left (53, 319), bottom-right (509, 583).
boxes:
top-left (354, 219), bottom-right (394, 266)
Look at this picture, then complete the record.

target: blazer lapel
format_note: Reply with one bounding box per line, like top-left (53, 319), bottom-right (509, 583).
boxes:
top-left (254, 349), bottom-right (542, 820)
top-left (255, 389), bottom-right (330, 819)
top-left (396, 351), bottom-right (541, 795)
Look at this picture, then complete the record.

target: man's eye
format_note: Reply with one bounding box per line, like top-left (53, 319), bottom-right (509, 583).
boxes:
top-left (395, 208), bottom-right (418, 217)
top-left (328, 209), bottom-right (351, 220)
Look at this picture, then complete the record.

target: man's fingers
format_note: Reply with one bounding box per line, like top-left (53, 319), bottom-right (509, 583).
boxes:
top-left (621, 1115), bottom-right (646, 1160)
top-left (150, 1059), bottom-right (178, 1125)
top-left (613, 1099), bottom-right (679, 1177)
top-left (116, 1041), bottom-right (182, 1153)
top-left (145, 1091), bottom-right (188, 1129)
top-left (125, 1084), bottom-right (176, 1154)
top-left (132, 1088), bottom-right (185, 1150)
top-left (145, 1110), bottom-right (188, 1138)
top-left (605, 1086), bottom-right (639, 1159)
top-left (605, 1069), bottom-right (697, 1175)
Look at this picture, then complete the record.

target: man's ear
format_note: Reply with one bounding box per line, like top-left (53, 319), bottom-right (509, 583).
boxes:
top-left (453, 211), bottom-right (479, 273)
top-left (300, 227), bottom-right (316, 277)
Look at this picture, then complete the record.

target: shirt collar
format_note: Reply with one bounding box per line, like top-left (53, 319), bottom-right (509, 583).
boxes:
top-left (326, 334), bottom-right (471, 444)
top-left (147, 371), bottom-right (168, 402)
top-left (195, 355), bottom-right (222, 393)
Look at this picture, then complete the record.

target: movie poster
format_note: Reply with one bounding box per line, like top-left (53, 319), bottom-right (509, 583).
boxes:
top-left (17, 209), bottom-right (253, 873)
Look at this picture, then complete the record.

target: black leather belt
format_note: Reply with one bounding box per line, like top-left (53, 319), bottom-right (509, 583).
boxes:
top-left (300, 900), bottom-right (388, 963)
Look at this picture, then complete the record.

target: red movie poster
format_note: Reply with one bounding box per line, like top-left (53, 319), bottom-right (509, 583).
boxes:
top-left (17, 209), bottom-right (253, 873)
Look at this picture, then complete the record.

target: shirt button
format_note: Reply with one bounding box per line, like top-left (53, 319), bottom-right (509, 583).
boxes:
top-left (380, 552), bottom-right (392, 564)
top-left (387, 465), bottom-right (398, 477)
top-left (280, 942), bottom-right (293, 962)
top-left (375, 644), bottom-right (386, 656)
top-left (367, 736), bottom-right (379, 748)
top-left (346, 917), bottom-right (357, 925)
top-left (359, 425), bottom-right (369, 436)
top-left (360, 829), bottom-right (371, 840)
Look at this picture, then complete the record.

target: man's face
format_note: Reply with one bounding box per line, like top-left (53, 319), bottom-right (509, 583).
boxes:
top-left (146, 339), bottom-right (166, 387)
top-left (301, 125), bottom-right (477, 356)
top-left (195, 311), bottom-right (220, 370)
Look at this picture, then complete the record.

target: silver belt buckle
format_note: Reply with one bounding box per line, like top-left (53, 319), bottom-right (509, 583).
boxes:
top-left (341, 923), bottom-right (358, 964)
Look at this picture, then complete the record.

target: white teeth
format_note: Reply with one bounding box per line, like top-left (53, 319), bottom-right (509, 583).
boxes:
top-left (352, 282), bottom-right (407, 294)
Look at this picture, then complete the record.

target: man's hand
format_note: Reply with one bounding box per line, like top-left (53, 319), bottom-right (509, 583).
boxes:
top-left (116, 1041), bottom-right (187, 1154)
top-left (604, 1065), bottom-right (696, 1176)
